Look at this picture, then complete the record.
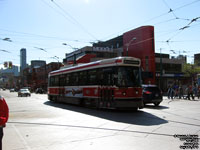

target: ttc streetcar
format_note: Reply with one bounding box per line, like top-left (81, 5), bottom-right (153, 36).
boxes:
top-left (48, 57), bottom-right (143, 110)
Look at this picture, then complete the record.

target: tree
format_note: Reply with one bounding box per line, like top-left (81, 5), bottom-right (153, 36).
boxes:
top-left (183, 63), bottom-right (200, 84)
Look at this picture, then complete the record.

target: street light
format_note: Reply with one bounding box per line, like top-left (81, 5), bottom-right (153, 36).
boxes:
top-left (62, 43), bottom-right (78, 51)
top-left (2, 37), bottom-right (12, 42)
top-left (170, 50), bottom-right (176, 54)
top-left (0, 49), bottom-right (11, 53)
top-left (62, 43), bottom-right (79, 64)
top-left (126, 37), bottom-right (136, 56)
top-left (50, 56), bottom-right (60, 62)
top-left (34, 47), bottom-right (47, 52)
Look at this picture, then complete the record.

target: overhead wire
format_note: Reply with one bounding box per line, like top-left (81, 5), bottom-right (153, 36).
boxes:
top-left (49, 0), bottom-right (98, 41)
top-left (173, 0), bottom-right (200, 12)
top-left (0, 28), bottom-right (92, 44)
top-left (100, 0), bottom-right (200, 41)
top-left (157, 40), bottom-right (200, 43)
top-left (1, 0), bottom-right (199, 63)
top-left (162, 0), bottom-right (178, 19)
top-left (1, 0), bottom-right (198, 50)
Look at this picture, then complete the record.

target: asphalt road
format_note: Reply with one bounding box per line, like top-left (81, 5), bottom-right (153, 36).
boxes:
top-left (1, 89), bottom-right (200, 150)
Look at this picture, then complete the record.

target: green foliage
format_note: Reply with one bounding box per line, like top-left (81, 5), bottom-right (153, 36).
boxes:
top-left (183, 63), bottom-right (200, 76)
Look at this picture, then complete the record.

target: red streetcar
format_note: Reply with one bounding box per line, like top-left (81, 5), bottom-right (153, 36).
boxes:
top-left (48, 57), bottom-right (143, 110)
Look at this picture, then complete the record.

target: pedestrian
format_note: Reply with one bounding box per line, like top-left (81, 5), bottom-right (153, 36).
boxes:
top-left (0, 95), bottom-right (9, 150)
top-left (197, 86), bottom-right (200, 99)
top-left (175, 87), bottom-right (178, 98)
top-left (170, 86), bottom-right (175, 100)
top-left (187, 85), bottom-right (194, 100)
top-left (193, 85), bottom-right (198, 99)
top-left (167, 85), bottom-right (171, 99)
top-left (178, 85), bottom-right (183, 99)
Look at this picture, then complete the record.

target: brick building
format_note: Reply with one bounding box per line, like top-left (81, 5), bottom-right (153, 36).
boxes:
top-left (23, 62), bottom-right (62, 91)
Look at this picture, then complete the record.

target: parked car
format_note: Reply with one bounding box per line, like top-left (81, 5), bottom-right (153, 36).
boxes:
top-left (10, 88), bottom-right (15, 92)
top-left (35, 88), bottom-right (45, 94)
top-left (142, 84), bottom-right (163, 106)
top-left (18, 89), bottom-right (31, 97)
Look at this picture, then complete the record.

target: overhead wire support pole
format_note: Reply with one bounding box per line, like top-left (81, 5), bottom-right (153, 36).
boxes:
top-left (160, 48), bottom-right (163, 90)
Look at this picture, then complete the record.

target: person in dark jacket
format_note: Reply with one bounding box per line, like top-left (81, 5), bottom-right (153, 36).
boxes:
top-left (187, 85), bottom-right (194, 100)
top-left (0, 95), bottom-right (9, 150)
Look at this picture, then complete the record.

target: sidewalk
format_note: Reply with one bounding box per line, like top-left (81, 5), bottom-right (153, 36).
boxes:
top-left (164, 95), bottom-right (200, 101)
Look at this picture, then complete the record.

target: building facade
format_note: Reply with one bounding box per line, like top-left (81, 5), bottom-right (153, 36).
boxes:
top-left (62, 26), bottom-right (192, 91)
top-left (194, 53), bottom-right (200, 66)
top-left (31, 60), bottom-right (46, 68)
top-left (155, 53), bottom-right (187, 91)
top-left (20, 48), bottom-right (27, 73)
top-left (23, 62), bottom-right (62, 91)
top-left (63, 46), bottom-right (120, 65)
top-left (0, 65), bottom-right (20, 89)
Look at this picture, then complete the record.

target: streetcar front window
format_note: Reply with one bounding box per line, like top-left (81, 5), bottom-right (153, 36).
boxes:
top-left (117, 67), bottom-right (141, 87)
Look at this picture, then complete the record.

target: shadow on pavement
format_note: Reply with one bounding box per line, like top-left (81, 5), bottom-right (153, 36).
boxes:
top-left (144, 105), bottom-right (169, 110)
top-left (44, 101), bottom-right (168, 126)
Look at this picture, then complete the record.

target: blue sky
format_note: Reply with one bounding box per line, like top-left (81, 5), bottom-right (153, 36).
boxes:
top-left (0, 0), bottom-right (199, 68)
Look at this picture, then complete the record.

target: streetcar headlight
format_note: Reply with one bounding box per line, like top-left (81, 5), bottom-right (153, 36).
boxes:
top-left (122, 92), bottom-right (126, 96)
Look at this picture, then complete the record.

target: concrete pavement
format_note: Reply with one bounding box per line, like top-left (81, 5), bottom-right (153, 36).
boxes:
top-left (2, 93), bottom-right (200, 150)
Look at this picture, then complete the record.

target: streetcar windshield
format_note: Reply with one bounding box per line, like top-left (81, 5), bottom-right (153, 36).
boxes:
top-left (116, 66), bottom-right (141, 87)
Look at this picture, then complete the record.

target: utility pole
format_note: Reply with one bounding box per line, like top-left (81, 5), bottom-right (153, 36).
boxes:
top-left (160, 48), bottom-right (163, 90)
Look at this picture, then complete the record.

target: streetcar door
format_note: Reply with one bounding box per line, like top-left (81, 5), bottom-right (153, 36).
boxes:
top-left (99, 68), bottom-right (115, 108)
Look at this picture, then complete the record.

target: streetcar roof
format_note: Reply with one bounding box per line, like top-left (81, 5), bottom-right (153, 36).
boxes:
top-left (49, 56), bottom-right (140, 76)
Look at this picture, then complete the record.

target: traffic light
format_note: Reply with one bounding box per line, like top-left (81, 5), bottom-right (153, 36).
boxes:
top-left (8, 61), bottom-right (12, 68)
top-left (3, 61), bottom-right (13, 68)
top-left (4, 62), bottom-right (7, 67)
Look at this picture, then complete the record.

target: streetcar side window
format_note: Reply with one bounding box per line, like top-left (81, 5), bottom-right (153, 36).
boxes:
top-left (96, 69), bottom-right (104, 85)
top-left (88, 69), bottom-right (97, 85)
top-left (59, 75), bottom-right (65, 86)
top-left (67, 72), bottom-right (79, 86)
top-left (49, 76), bottom-right (59, 87)
top-left (102, 67), bottom-right (115, 86)
top-left (73, 73), bottom-right (79, 86)
top-left (65, 74), bottom-right (69, 86)
top-left (49, 76), bottom-right (55, 86)
top-left (54, 76), bottom-right (59, 86)
top-left (79, 71), bottom-right (87, 85)
top-left (68, 73), bottom-right (73, 86)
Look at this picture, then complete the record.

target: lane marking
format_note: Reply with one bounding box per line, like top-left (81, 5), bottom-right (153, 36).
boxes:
top-left (12, 124), bottom-right (32, 150)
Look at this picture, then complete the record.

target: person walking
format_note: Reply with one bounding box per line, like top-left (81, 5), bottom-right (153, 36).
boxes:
top-left (187, 85), bottom-right (194, 100)
top-left (178, 85), bottom-right (183, 99)
top-left (193, 85), bottom-right (198, 99)
top-left (167, 86), bottom-right (171, 99)
top-left (170, 86), bottom-right (175, 100)
top-left (197, 86), bottom-right (200, 99)
top-left (0, 95), bottom-right (9, 150)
